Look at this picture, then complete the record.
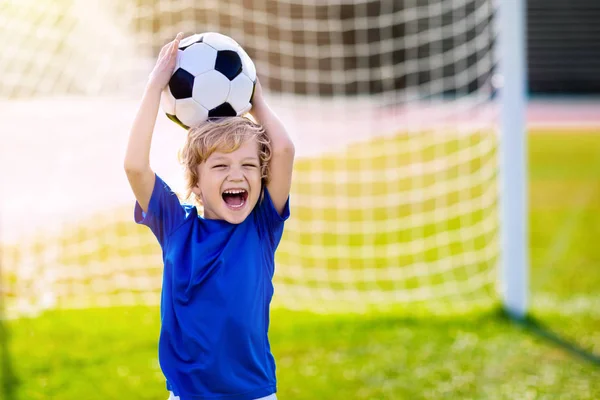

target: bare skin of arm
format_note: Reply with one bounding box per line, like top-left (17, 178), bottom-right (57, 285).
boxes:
top-left (249, 80), bottom-right (295, 215)
top-left (124, 33), bottom-right (183, 212)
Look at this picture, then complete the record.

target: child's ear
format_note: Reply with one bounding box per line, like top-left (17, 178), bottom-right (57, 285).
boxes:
top-left (191, 182), bottom-right (201, 197)
top-left (191, 184), bottom-right (203, 206)
top-left (191, 165), bottom-right (203, 200)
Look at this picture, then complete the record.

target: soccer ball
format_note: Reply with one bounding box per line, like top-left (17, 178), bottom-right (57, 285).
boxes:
top-left (161, 32), bottom-right (257, 130)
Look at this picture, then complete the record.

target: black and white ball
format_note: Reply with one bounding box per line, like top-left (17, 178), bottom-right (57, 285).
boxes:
top-left (161, 32), bottom-right (257, 129)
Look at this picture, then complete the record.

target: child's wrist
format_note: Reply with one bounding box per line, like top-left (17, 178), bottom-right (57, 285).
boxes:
top-left (251, 97), bottom-right (268, 114)
top-left (145, 80), bottom-right (164, 94)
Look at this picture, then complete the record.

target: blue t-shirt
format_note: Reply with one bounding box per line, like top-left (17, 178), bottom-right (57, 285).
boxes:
top-left (134, 174), bottom-right (289, 400)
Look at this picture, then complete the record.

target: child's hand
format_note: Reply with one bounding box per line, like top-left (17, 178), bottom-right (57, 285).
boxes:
top-left (148, 32), bottom-right (183, 91)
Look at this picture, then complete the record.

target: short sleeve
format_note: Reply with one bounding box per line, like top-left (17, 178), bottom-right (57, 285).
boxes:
top-left (134, 174), bottom-right (186, 247)
top-left (254, 187), bottom-right (290, 251)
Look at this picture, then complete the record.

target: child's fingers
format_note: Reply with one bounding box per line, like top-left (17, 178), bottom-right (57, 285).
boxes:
top-left (171, 34), bottom-right (182, 53)
top-left (161, 34), bottom-right (180, 53)
top-left (173, 35), bottom-right (182, 51)
top-left (167, 36), bottom-right (181, 65)
top-left (173, 33), bottom-right (183, 47)
top-left (169, 41), bottom-right (178, 61)
top-left (156, 33), bottom-right (183, 66)
top-left (158, 42), bottom-right (170, 58)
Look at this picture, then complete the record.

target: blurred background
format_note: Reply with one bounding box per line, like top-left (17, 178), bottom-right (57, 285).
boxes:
top-left (0, 0), bottom-right (598, 398)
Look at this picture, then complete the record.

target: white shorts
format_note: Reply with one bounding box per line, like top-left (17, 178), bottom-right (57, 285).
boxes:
top-left (168, 392), bottom-right (277, 400)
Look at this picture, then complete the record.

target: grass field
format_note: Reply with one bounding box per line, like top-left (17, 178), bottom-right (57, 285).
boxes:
top-left (2, 129), bottom-right (600, 399)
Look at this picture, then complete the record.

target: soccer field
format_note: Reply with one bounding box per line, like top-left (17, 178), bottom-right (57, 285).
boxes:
top-left (3, 128), bottom-right (599, 399)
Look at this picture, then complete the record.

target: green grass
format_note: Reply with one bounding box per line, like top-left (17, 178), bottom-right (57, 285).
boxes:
top-left (3, 129), bottom-right (600, 399)
top-left (5, 307), bottom-right (599, 399)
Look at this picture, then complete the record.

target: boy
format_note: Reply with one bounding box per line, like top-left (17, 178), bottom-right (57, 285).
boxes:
top-left (124, 33), bottom-right (295, 400)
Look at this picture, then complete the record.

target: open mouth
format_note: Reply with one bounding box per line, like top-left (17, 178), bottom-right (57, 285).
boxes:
top-left (222, 189), bottom-right (248, 210)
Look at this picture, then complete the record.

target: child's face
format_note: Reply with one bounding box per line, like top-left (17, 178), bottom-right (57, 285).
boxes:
top-left (193, 138), bottom-right (262, 224)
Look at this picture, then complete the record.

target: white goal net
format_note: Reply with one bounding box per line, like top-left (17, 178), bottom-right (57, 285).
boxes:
top-left (0, 0), bottom-right (499, 316)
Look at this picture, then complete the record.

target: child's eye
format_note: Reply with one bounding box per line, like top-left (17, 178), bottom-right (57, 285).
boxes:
top-left (213, 164), bottom-right (227, 169)
top-left (243, 164), bottom-right (258, 168)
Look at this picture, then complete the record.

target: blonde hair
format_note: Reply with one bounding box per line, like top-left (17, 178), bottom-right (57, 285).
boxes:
top-left (178, 116), bottom-right (271, 203)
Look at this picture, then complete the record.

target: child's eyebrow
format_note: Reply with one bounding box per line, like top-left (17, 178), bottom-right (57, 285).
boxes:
top-left (209, 156), bottom-right (258, 162)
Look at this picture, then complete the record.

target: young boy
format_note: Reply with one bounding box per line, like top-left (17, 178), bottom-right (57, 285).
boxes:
top-left (124, 33), bottom-right (295, 400)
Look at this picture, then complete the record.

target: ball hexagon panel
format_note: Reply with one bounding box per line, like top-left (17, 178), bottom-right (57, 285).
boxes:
top-left (178, 33), bottom-right (203, 50)
top-left (238, 104), bottom-right (252, 115)
top-left (161, 86), bottom-right (176, 115)
top-left (214, 50), bottom-right (243, 81)
top-left (239, 47), bottom-right (256, 82)
top-left (208, 103), bottom-right (237, 118)
top-left (192, 70), bottom-right (231, 111)
top-left (179, 43), bottom-right (218, 77)
top-left (169, 68), bottom-right (195, 99)
top-left (202, 32), bottom-right (239, 52)
top-left (227, 74), bottom-right (254, 112)
top-left (175, 49), bottom-right (183, 70)
top-left (175, 98), bottom-right (209, 128)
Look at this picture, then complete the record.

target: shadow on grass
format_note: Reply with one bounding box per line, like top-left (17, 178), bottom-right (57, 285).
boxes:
top-left (505, 311), bottom-right (600, 367)
top-left (275, 305), bottom-right (600, 368)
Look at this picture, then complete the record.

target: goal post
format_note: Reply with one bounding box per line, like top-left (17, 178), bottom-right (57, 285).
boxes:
top-left (497, 0), bottom-right (528, 318)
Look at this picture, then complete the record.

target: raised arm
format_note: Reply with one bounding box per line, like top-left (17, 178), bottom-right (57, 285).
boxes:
top-left (249, 80), bottom-right (295, 215)
top-left (124, 33), bottom-right (183, 212)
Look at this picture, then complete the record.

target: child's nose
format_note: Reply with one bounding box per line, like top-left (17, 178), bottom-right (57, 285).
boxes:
top-left (227, 168), bottom-right (244, 181)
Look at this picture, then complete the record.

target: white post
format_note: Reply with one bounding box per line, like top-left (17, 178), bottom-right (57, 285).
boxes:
top-left (498, 0), bottom-right (528, 318)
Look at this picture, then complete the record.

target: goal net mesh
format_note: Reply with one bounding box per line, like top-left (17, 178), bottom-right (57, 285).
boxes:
top-left (0, 0), bottom-right (499, 316)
